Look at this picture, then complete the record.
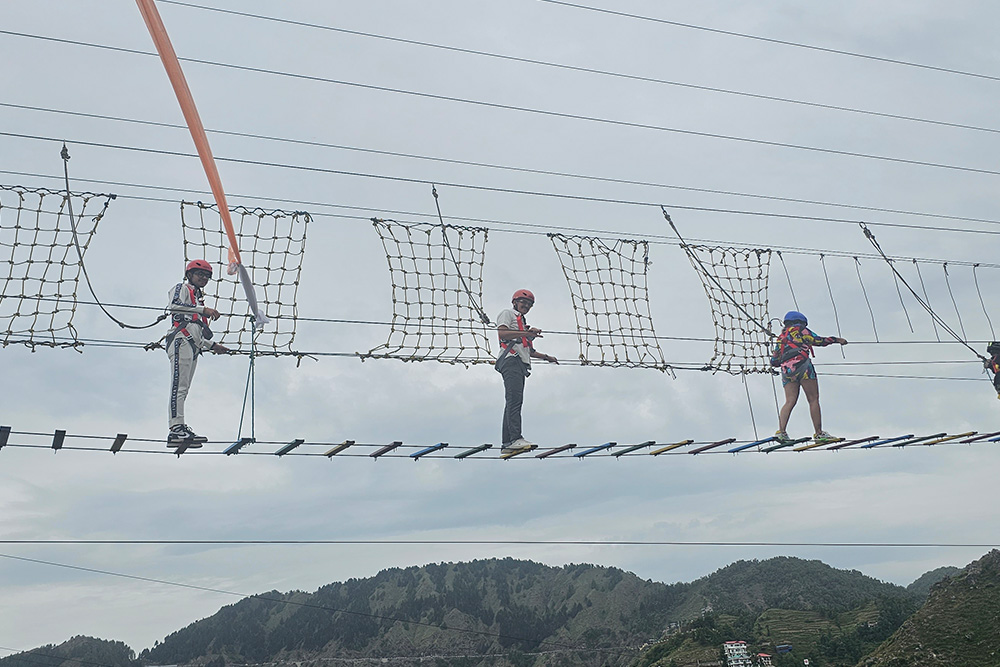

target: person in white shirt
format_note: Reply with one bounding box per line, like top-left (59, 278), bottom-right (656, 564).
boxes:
top-left (495, 289), bottom-right (557, 455)
top-left (165, 259), bottom-right (229, 446)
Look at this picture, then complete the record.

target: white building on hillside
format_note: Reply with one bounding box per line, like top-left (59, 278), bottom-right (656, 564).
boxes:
top-left (723, 640), bottom-right (753, 667)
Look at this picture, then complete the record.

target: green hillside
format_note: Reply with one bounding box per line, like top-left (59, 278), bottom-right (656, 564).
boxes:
top-left (905, 565), bottom-right (961, 599)
top-left (12, 555), bottom-right (992, 667)
top-left (0, 636), bottom-right (138, 667)
top-left (858, 550), bottom-right (1000, 667)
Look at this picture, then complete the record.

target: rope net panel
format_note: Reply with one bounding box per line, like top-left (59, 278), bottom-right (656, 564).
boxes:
top-left (682, 245), bottom-right (773, 374)
top-left (180, 201), bottom-right (309, 352)
top-left (363, 219), bottom-right (492, 364)
top-left (0, 185), bottom-right (113, 349)
top-left (549, 234), bottom-right (668, 370)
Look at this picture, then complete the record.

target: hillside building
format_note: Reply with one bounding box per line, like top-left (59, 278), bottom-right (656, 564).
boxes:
top-left (723, 640), bottom-right (753, 667)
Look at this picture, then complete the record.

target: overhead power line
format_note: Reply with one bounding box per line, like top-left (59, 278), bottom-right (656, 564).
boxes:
top-left (3, 29), bottom-right (1000, 177)
top-left (4, 538), bottom-right (997, 548)
top-left (539, 0), bottom-right (1000, 83)
top-left (7, 101), bottom-right (1000, 232)
top-left (155, 1), bottom-right (1000, 137)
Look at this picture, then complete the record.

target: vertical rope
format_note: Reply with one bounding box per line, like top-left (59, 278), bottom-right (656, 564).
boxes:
top-left (743, 372), bottom-right (758, 440)
top-left (777, 251), bottom-right (799, 311)
top-left (238, 319), bottom-right (256, 440)
top-left (889, 259), bottom-right (914, 334)
top-left (770, 371), bottom-right (781, 422)
top-left (854, 257), bottom-right (878, 342)
top-left (974, 264), bottom-right (996, 341)
top-left (819, 255), bottom-right (845, 359)
top-left (914, 259), bottom-right (940, 342)
top-left (942, 263), bottom-right (967, 340)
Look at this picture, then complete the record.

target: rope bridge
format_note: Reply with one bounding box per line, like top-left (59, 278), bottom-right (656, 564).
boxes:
top-left (362, 218), bottom-right (492, 365)
top-left (549, 234), bottom-right (669, 371)
top-left (180, 201), bottom-right (309, 352)
top-left (0, 184), bottom-right (114, 350)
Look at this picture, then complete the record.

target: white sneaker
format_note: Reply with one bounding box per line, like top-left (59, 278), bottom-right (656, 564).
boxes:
top-left (501, 438), bottom-right (537, 455)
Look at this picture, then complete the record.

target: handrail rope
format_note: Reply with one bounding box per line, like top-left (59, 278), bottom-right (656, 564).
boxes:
top-left (973, 264), bottom-right (996, 341)
top-left (854, 257), bottom-right (878, 342)
top-left (862, 224), bottom-right (985, 361)
top-left (432, 185), bottom-right (491, 325)
top-left (60, 144), bottom-right (167, 331)
top-left (661, 207), bottom-right (774, 338)
top-left (889, 259), bottom-right (915, 333)
top-left (819, 254), bottom-right (846, 359)
top-left (942, 263), bottom-right (967, 340)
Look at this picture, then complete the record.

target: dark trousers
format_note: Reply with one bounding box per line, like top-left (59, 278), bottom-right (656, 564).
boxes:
top-left (500, 357), bottom-right (528, 445)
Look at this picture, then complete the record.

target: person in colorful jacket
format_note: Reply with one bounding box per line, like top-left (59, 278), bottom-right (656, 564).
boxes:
top-left (166, 259), bottom-right (229, 446)
top-left (985, 342), bottom-right (1000, 399)
top-left (496, 289), bottom-right (557, 456)
top-left (770, 310), bottom-right (847, 444)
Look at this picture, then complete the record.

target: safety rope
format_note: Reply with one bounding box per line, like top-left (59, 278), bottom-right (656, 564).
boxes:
top-left (973, 264), bottom-right (995, 340)
top-left (61, 144), bottom-right (166, 331)
top-left (889, 259), bottom-right (915, 334)
top-left (862, 224), bottom-right (984, 361)
top-left (236, 319), bottom-right (256, 443)
top-left (432, 185), bottom-right (490, 325)
top-left (776, 250), bottom-right (799, 310)
top-left (742, 373), bottom-right (758, 441)
top-left (662, 208), bottom-right (774, 339)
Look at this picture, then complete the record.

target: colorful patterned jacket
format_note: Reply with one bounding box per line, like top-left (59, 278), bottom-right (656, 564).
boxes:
top-left (770, 324), bottom-right (837, 374)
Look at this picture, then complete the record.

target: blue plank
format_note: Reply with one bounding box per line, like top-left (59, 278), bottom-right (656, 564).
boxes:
top-left (411, 442), bottom-right (448, 459)
top-left (574, 442), bottom-right (616, 458)
top-left (861, 434), bottom-right (914, 449)
top-left (728, 436), bottom-right (776, 453)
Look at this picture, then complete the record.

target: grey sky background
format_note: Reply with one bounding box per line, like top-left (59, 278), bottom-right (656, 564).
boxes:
top-left (2, 0), bottom-right (1000, 652)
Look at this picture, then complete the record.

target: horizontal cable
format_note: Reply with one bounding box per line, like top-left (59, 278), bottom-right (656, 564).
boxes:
top-left (7, 134), bottom-right (1000, 259)
top-left (8, 101), bottom-right (1000, 231)
top-left (3, 29), bottom-right (1000, 177)
top-left (540, 0), bottom-right (1000, 83)
top-left (4, 538), bottom-right (996, 548)
top-left (155, 1), bottom-right (1000, 137)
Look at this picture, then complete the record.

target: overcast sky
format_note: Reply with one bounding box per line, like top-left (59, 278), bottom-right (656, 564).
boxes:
top-left (2, 0), bottom-right (1000, 653)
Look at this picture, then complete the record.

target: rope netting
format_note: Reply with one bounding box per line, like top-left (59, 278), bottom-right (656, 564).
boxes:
top-left (0, 185), bottom-right (114, 350)
top-left (549, 234), bottom-right (668, 370)
top-left (683, 245), bottom-right (773, 374)
top-left (180, 201), bottom-right (309, 352)
top-left (362, 218), bottom-right (492, 365)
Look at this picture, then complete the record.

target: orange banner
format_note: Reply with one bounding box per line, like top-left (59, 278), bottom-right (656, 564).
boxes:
top-left (135, 0), bottom-right (242, 269)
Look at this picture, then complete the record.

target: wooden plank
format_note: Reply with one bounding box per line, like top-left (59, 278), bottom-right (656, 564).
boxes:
top-left (650, 440), bottom-right (694, 455)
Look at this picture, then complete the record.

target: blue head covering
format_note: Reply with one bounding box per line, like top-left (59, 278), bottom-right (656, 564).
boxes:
top-left (783, 310), bottom-right (807, 325)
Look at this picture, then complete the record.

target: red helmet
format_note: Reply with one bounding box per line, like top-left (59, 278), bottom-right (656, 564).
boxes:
top-left (185, 259), bottom-right (213, 276)
top-left (512, 289), bottom-right (535, 304)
